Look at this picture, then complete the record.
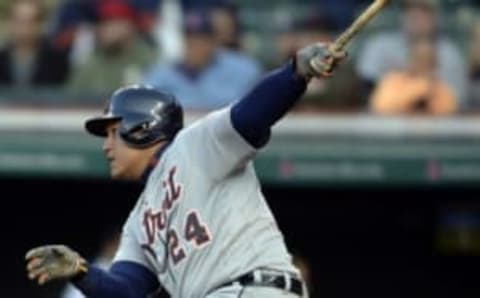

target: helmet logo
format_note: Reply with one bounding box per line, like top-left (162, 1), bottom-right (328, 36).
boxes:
top-left (129, 122), bottom-right (152, 141)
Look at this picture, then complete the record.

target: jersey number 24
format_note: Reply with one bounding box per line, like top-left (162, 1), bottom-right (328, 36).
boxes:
top-left (168, 210), bottom-right (212, 265)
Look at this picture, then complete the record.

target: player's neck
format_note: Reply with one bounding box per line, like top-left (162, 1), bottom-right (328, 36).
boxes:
top-left (138, 142), bottom-right (169, 183)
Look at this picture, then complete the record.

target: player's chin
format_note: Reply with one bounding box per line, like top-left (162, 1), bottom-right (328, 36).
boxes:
top-left (110, 165), bottom-right (135, 181)
top-left (110, 164), bottom-right (124, 180)
top-left (111, 169), bottom-right (126, 180)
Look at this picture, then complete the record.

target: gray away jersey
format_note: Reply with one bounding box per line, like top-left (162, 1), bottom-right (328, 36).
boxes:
top-left (114, 107), bottom-right (298, 298)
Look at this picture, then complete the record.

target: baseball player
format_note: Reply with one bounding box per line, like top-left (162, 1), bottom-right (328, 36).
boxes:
top-left (25, 43), bottom-right (345, 298)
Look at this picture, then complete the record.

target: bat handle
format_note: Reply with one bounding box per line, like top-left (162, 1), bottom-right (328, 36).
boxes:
top-left (328, 43), bottom-right (343, 55)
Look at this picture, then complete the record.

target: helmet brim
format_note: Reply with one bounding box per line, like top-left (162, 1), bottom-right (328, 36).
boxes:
top-left (85, 115), bottom-right (122, 137)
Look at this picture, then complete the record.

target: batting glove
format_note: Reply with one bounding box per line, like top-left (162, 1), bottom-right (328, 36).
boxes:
top-left (296, 43), bottom-right (347, 79)
top-left (25, 245), bottom-right (88, 285)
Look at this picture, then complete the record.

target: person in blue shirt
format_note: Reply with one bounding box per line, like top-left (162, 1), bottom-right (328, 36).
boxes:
top-left (143, 11), bottom-right (262, 111)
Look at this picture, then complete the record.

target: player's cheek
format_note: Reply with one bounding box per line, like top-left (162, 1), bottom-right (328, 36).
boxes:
top-left (110, 160), bottom-right (121, 176)
top-left (115, 151), bottom-right (130, 177)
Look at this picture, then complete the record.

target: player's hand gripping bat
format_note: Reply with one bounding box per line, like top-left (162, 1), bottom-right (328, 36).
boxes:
top-left (297, 0), bottom-right (391, 78)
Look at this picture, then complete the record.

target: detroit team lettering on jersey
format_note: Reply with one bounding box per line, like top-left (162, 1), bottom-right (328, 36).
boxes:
top-left (114, 107), bottom-right (297, 298)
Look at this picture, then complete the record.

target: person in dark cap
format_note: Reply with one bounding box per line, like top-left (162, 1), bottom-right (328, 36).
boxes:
top-left (144, 10), bottom-right (261, 110)
top-left (211, 3), bottom-right (242, 51)
top-left (67, 0), bottom-right (155, 96)
top-left (182, 11), bottom-right (218, 73)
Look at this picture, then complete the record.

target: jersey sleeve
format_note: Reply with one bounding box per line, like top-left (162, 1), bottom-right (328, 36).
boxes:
top-left (114, 199), bottom-right (156, 273)
top-left (176, 107), bottom-right (257, 180)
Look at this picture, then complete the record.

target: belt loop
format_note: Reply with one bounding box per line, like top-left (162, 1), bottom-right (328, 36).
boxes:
top-left (283, 272), bottom-right (291, 292)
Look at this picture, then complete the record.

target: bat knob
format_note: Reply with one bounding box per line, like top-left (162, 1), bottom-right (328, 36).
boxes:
top-left (309, 58), bottom-right (333, 76)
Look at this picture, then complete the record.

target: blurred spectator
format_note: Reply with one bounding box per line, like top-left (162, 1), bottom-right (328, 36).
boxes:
top-left (469, 21), bottom-right (480, 109)
top-left (50, 0), bottom-right (227, 50)
top-left (0, 0), bottom-right (69, 87)
top-left (153, 1), bottom-right (234, 65)
top-left (370, 37), bottom-right (457, 116)
top-left (144, 11), bottom-right (261, 110)
top-left (67, 0), bottom-right (155, 95)
top-left (60, 230), bottom-right (120, 298)
top-left (49, 0), bottom-right (97, 50)
top-left (211, 3), bottom-right (241, 50)
top-left (356, 0), bottom-right (467, 105)
top-left (276, 16), bottom-right (362, 111)
top-left (50, 0), bottom-right (161, 50)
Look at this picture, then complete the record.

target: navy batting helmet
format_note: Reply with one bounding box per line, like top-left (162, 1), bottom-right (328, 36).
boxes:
top-left (85, 85), bottom-right (184, 148)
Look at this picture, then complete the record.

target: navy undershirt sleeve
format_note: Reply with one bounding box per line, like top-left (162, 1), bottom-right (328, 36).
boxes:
top-left (231, 61), bottom-right (308, 148)
top-left (73, 261), bottom-right (159, 298)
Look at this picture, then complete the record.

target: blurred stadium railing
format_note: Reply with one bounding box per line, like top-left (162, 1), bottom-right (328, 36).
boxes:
top-left (2, 106), bottom-right (480, 187)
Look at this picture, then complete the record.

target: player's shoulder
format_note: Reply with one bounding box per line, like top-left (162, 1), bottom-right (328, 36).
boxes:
top-left (166, 107), bottom-right (230, 151)
top-left (180, 106), bottom-right (231, 135)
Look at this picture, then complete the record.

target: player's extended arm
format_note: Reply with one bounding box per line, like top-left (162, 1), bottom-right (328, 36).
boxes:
top-left (25, 245), bottom-right (159, 298)
top-left (231, 43), bottom-right (345, 148)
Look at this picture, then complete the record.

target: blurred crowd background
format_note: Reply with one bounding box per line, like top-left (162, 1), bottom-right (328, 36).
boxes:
top-left (0, 0), bottom-right (479, 113)
top-left (3, 1), bottom-right (480, 298)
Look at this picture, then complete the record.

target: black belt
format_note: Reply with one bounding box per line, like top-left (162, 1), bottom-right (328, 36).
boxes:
top-left (219, 270), bottom-right (304, 296)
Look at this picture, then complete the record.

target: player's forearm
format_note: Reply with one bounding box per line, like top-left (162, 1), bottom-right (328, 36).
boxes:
top-left (231, 61), bottom-right (308, 148)
top-left (73, 261), bottom-right (159, 298)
